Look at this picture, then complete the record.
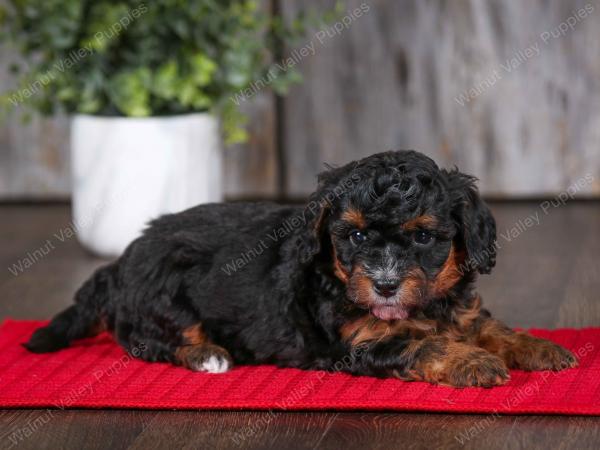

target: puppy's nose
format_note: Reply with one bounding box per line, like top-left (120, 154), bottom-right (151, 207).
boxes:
top-left (373, 280), bottom-right (400, 298)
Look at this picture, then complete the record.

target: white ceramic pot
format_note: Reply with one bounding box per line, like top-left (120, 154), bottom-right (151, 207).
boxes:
top-left (71, 113), bottom-right (222, 257)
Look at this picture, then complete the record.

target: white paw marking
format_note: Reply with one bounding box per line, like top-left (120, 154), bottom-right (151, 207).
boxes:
top-left (199, 355), bottom-right (231, 374)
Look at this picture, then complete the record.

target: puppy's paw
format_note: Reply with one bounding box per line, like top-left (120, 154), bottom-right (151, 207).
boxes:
top-left (407, 341), bottom-right (510, 388)
top-left (510, 334), bottom-right (578, 372)
top-left (176, 344), bottom-right (233, 373)
top-left (197, 354), bottom-right (232, 374)
top-left (445, 349), bottom-right (510, 388)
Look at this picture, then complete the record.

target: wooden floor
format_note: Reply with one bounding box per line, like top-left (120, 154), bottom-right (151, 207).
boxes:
top-left (0, 202), bottom-right (599, 450)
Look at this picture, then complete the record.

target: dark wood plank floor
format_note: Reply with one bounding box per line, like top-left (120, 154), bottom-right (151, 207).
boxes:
top-left (1, 202), bottom-right (599, 450)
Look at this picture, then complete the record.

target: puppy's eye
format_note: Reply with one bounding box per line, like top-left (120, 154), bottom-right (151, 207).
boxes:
top-left (349, 230), bottom-right (366, 246)
top-left (414, 230), bottom-right (434, 245)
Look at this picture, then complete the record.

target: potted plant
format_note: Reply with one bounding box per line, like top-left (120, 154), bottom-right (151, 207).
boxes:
top-left (0, 0), bottom-right (323, 256)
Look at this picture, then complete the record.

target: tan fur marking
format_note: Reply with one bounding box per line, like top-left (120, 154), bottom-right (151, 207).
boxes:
top-left (454, 295), bottom-right (482, 330)
top-left (175, 345), bottom-right (196, 365)
top-left (341, 208), bottom-right (366, 229)
top-left (340, 315), bottom-right (436, 347)
top-left (475, 319), bottom-right (578, 371)
top-left (400, 269), bottom-right (426, 307)
top-left (350, 267), bottom-right (374, 301)
top-left (429, 245), bottom-right (465, 297)
top-left (181, 324), bottom-right (206, 346)
top-left (332, 243), bottom-right (349, 283)
top-left (402, 215), bottom-right (437, 231)
top-left (409, 339), bottom-right (509, 387)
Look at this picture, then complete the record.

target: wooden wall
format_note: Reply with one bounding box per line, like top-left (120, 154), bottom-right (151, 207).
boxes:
top-left (281, 0), bottom-right (600, 198)
top-left (0, 43), bottom-right (72, 199)
top-left (1, 0), bottom-right (600, 200)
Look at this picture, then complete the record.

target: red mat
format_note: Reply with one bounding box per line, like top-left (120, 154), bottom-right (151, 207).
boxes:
top-left (1, 320), bottom-right (599, 415)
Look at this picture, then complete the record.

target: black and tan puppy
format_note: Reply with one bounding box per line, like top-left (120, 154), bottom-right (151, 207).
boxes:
top-left (26, 150), bottom-right (577, 387)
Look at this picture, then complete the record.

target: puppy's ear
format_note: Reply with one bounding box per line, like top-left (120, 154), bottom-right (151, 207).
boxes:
top-left (445, 170), bottom-right (497, 274)
top-left (298, 164), bottom-right (353, 264)
top-left (298, 198), bottom-right (329, 264)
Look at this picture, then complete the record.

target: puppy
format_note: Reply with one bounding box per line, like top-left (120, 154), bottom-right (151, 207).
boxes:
top-left (25, 150), bottom-right (577, 387)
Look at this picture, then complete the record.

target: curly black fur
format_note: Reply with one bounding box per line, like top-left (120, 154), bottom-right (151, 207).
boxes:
top-left (25, 150), bottom-right (577, 387)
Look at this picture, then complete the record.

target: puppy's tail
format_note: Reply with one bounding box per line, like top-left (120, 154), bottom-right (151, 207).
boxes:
top-left (24, 263), bottom-right (118, 353)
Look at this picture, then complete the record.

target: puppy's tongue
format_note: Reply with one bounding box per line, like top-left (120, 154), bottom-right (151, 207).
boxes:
top-left (371, 305), bottom-right (409, 321)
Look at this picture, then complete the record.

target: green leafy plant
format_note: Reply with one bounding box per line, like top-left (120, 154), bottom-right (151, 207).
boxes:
top-left (0, 0), bottom-right (334, 143)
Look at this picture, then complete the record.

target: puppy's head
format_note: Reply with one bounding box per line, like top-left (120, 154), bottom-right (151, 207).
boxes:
top-left (301, 150), bottom-right (496, 320)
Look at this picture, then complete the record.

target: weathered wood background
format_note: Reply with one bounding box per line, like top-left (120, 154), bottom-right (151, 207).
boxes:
top-left (1, 0), bottom-right (600, 200)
